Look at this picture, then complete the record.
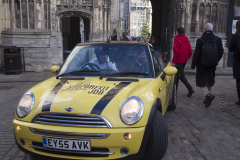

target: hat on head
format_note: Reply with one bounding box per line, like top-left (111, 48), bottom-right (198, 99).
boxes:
top-left (94, 47), bottom-right (103, 56)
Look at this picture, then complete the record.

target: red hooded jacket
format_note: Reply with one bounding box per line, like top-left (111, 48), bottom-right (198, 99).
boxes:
top-left (172, 34), bottom-right (193, 63)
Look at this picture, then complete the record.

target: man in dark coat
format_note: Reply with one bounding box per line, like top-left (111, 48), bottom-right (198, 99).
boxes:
top-left (229, 20), bottom-right (240, 105)
top-left (191, 23), bottom-right (224, 108)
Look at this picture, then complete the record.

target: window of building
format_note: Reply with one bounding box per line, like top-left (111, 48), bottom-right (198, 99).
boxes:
top-left (205, 3), bottom-right (211, 24)
top-left (211, 3), bottom-right (217, 32)
top-left (199, 3), bottom-right (205, 32)
top-left (15, 0), bottom-right (21, 28)
top-left (191, 3), bottom-right (197, 32)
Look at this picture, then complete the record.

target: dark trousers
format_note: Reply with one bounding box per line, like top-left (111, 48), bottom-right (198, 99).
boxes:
top-left (237, 79), bottom-right (240, 101)
top-left (175, 63), bottom-right (193, 91)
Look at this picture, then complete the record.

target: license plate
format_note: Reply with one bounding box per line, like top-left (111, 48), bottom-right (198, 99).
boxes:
top-left (42, 137), bottom-right (91, 151)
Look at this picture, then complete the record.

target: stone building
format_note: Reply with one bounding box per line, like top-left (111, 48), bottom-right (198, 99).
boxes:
top-left (0, 0), bottom-right (111, 71)
top-left (110, 0), bottom-right (130, 40)
top-left (171, 0), bottom-right (229, 69)
top-left (129, 0), bottom-right (152, 37)
top-left (0, 0), bottom-right (233, 71)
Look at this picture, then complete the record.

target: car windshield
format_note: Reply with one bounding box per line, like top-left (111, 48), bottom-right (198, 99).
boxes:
top-left (58, 44), bottom-right (153, 78)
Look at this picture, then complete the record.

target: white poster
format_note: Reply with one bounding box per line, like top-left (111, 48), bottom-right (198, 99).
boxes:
top-left (232, 20), bottom-right (238, 34)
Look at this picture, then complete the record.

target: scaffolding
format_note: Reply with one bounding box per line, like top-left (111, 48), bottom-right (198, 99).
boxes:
top-left (129, 0), bottom-right (152, 37)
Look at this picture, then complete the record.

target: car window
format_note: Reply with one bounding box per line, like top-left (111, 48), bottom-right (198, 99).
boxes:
top-left (151, 50), bottom-right (165, 77)
top-left (58, 44), bottom-right (154, 78)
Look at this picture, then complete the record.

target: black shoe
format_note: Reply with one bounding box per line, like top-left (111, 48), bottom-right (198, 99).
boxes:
top-left (203, 99), bottom-right (206, 104)
top-left (205, 93), bottom-right (215, 108)
top-left (187, 89), bottom-right (194, 97)
top-left (235, 101), bottom-right (240, 105)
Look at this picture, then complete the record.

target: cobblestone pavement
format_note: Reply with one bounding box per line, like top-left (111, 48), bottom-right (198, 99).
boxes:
top-left (0, 75), bottom-right (240, 160)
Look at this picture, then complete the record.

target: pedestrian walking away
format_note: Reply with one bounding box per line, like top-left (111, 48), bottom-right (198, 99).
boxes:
top-left (229, 20), bottom-right (240, 106)
top-left (173, 26), bottom-right (194, 97)
top-left (191, 23), bottom-right (224, 108)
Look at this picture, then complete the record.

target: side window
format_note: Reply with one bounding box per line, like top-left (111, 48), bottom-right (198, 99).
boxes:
top-left (151, 50), bottom-right (165, 77)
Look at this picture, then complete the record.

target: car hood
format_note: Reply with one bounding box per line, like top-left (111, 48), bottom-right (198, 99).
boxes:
top-left (18, 77), bottom-right (158, 127)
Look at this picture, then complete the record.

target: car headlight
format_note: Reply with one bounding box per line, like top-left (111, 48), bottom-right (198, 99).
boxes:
top-left (120, 96), bottom-right (144, 125)
top-left (16, 92), bottom-right (34, 118)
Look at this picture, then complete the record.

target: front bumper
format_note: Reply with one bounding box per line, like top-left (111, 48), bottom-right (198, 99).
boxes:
top-left (13, 119), bottom-right (149, 160)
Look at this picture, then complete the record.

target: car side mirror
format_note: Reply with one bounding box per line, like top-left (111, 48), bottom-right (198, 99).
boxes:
top-left (50, 66), bottom-right (60, 74)
top-left (161, 66), bottom-right (178, 80)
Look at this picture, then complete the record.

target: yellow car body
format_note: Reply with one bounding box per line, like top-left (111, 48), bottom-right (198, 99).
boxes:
top-left (13, 42), bottom-right (177, 160)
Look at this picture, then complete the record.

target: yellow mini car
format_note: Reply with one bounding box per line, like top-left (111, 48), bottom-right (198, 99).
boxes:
top-left (13, 42), bottom-right (177, 160)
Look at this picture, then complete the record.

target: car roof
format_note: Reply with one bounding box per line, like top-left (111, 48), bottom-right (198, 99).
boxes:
top-left (76, 41), bottom-right (148, 46)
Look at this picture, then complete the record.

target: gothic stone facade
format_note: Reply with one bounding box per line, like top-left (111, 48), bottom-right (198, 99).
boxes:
top-left (0, 0), bottom-right (111, 71)
top-left (0, 0), bottom-right (230, 71)
top-left (172, 0), bottom-right (229, 69)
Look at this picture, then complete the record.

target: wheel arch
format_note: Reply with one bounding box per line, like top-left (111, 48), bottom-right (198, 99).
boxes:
top-left (147, 98), bottom-right (162, 126)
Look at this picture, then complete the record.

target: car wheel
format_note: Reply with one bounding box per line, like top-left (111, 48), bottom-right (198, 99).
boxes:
top-left (142, 110), bottom-right (168, 160)
top-left (167, 82), bottom-right (177, 111)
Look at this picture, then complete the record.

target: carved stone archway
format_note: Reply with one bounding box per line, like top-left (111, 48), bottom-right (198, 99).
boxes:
top-left (56, 0), bottom-right (94, 41)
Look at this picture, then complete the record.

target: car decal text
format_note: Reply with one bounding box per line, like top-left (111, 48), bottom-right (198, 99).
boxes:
top-left (61, 83), bottom-right (110, 95)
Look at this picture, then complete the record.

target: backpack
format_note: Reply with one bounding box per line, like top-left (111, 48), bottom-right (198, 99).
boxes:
top-left (236, 39), bottom-right (240, 59)
top-left (199, 37), bottom-right (219, 67)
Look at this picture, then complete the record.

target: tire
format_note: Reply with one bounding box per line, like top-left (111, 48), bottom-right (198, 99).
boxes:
top-left (167, 82), bottom-right (177, 111)
top-left (142, 110), bottom-right (168, 160)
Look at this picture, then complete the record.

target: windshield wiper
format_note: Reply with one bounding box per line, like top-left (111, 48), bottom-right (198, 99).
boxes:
top-left (99, 72), bottom-right (148, 79)
top-left (56, 70), bottom-right (100, 79)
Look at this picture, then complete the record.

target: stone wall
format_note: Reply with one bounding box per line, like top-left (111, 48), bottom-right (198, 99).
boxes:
top-left (1, 30), bottom-right (63, 71)
top-left (0, 0), bottom-right (111, 72)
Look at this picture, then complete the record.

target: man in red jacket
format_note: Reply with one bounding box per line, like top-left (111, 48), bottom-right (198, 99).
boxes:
top-left (173, 26), bottom-right (194, 97)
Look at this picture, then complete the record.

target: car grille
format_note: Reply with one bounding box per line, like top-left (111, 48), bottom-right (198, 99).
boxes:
top-left (32, 113), bottom-right (113, 128)
top-left (31, 142), bottom-right (112, 157)
top-left (29, 128), bottom-right (110, 139)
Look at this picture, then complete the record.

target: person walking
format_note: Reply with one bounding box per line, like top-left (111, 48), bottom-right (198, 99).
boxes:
top-left (191, 23), bottom-right (224, 108)
top-left (173, 26), bottom-right (194, 97)
top-left (229, 20), bottom-right (240, 106)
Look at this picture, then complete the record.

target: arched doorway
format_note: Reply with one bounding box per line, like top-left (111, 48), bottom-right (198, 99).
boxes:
top-left (57, 11), bottom-right (93, 60)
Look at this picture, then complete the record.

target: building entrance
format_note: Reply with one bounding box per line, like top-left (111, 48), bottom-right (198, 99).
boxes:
top-left (61, 17), bottom-right (81, 60)
top-left (57, 10), bottom-right (92, 60)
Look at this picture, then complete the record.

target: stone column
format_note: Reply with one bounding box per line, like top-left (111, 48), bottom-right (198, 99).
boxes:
top-left (27, 0), bottom-right (29, 29)
top-left (90, 17), bottom-right (93, 41)
top-left (195, 1), bottom-right (200, 34)
top-left (11, 0), bottom-right (15, 29)
top-left (185, 1), bottom-right (191, 35)
top-left (104, 8), bottom-right (107, 41)
top-left (20, 0), bottom-right (22, 29)
top-left (3, 1), bottom-right (6, 29)
top-left (108, 9), bottom-right (111, 39)
top-left (90, 1), bottom-right (100, 41)
top-left (41, 0), bottom-right (44, 29)
top-left (99, 0), bottom-right (103, 41)
top-left (181, 9), bottom-right (185, 28)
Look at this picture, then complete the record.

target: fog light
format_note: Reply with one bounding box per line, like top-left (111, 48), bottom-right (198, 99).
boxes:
top-left (123, 133), bottom-right (131, 140)
top-left (16, 125), bottom-right (21, 132)
top-left (120, 147), bottom-right (129, 155)
top-left (20, 139), bottom-right (25, 146)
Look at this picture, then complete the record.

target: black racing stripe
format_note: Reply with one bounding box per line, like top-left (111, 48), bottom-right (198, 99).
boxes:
top-left (90, 82), bottom-right (131, 115)
top-left (42, 81), bottom-right (67, 112)
top-left (106, 78), bottom-right (139, 82)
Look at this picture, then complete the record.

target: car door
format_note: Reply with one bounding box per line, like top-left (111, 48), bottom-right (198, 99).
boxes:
top-left (151, 50), bottom-right (169, 114)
